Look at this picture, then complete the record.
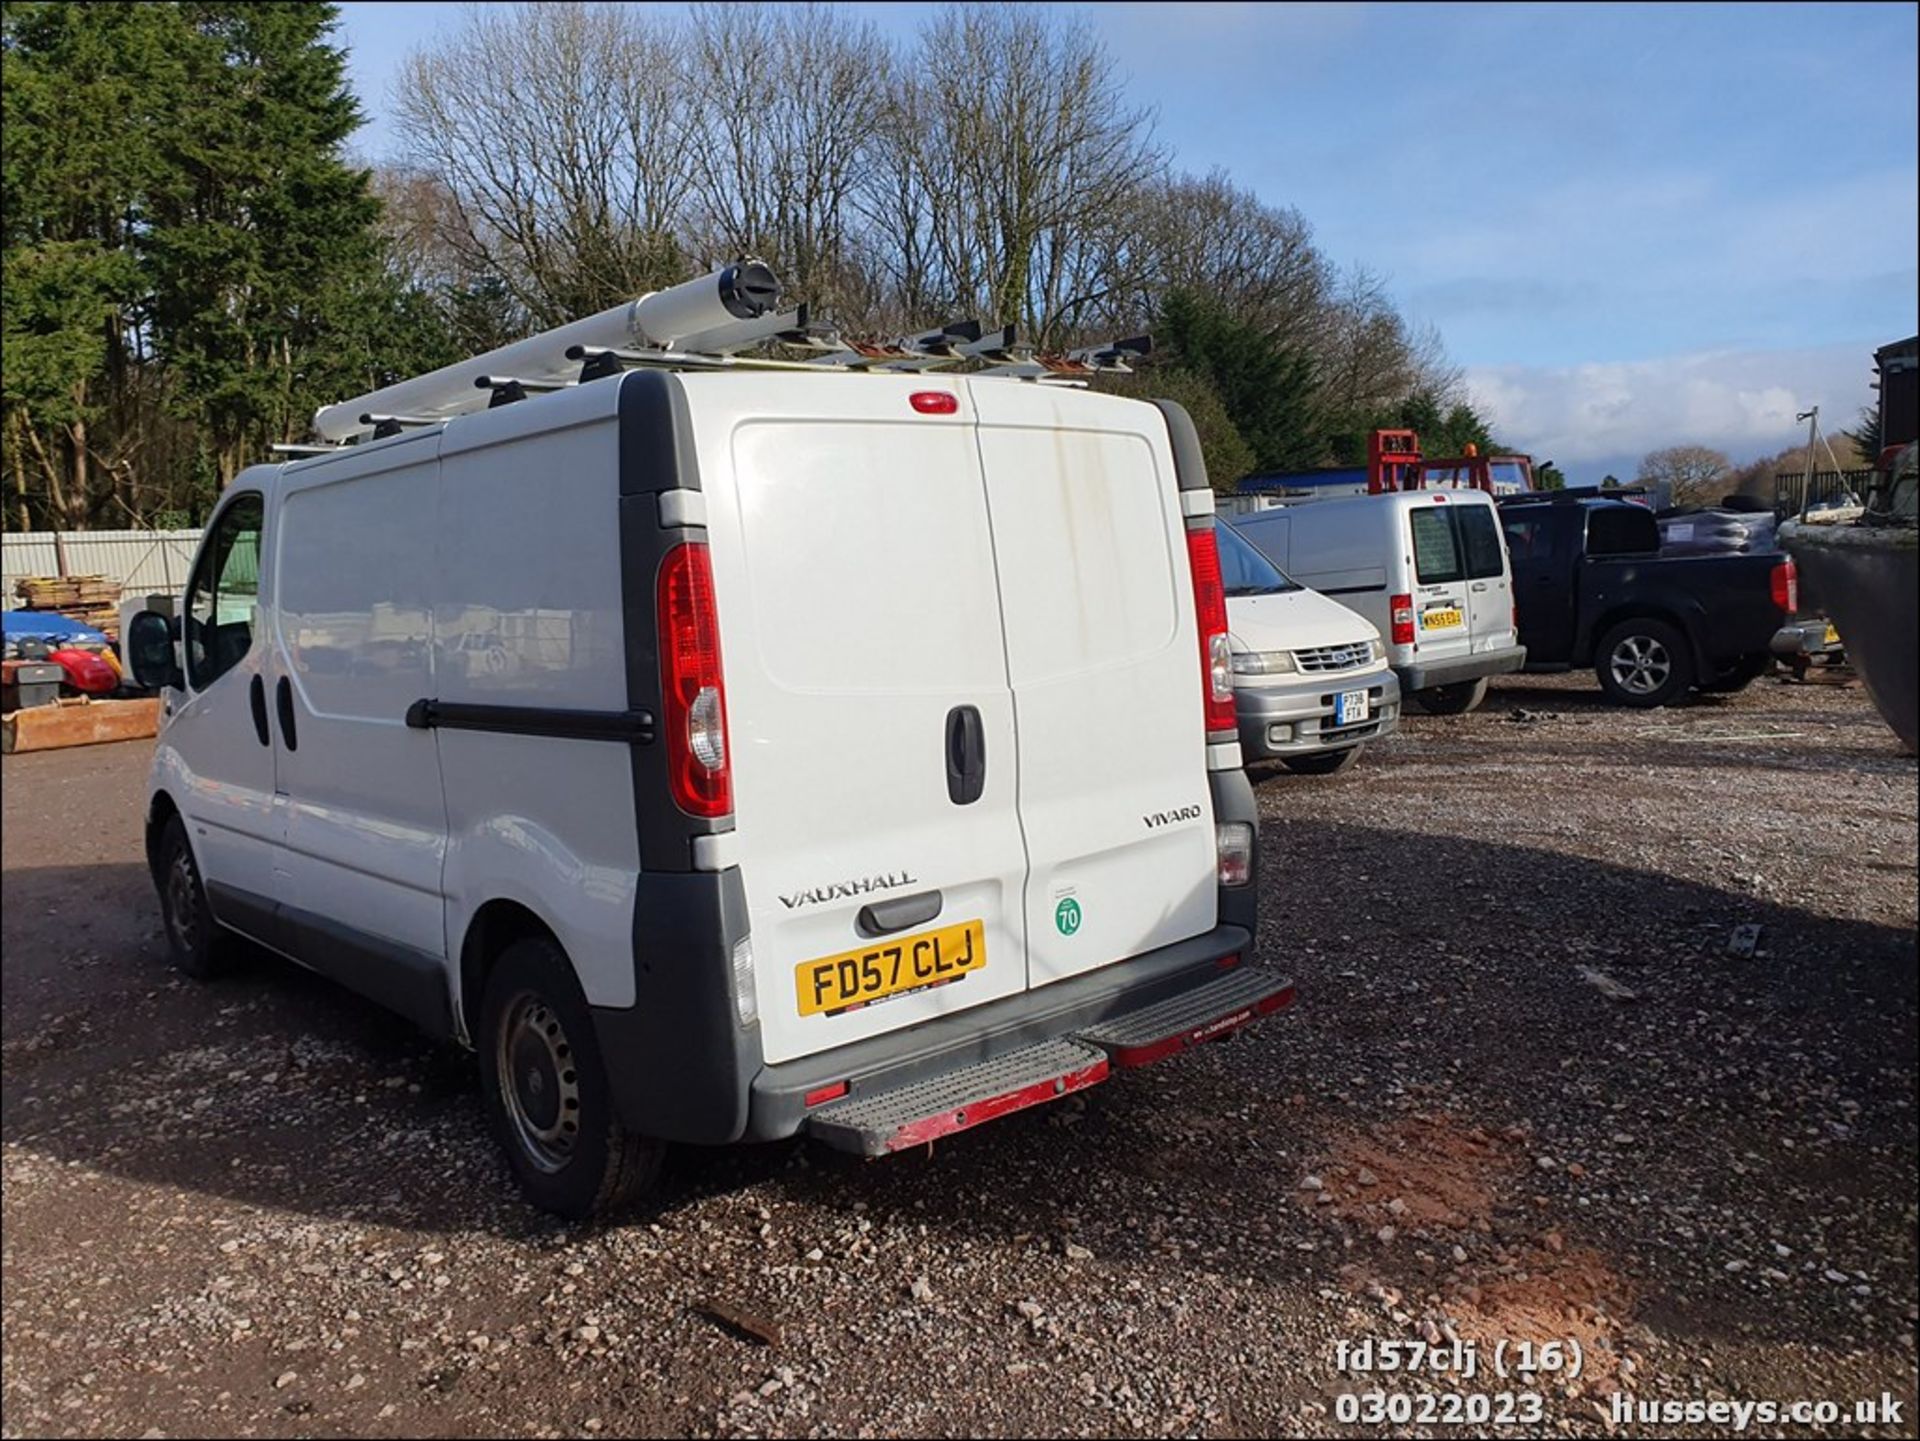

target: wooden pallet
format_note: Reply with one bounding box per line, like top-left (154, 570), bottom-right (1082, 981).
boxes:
top-left (2, 696), bottom-right (159, 753)
top-left (14, 574), bottom-right (123, 609)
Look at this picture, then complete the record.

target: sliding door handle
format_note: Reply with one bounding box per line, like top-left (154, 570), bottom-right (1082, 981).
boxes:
top-left (275, 676), bottom-right (298, 752)
top-left (248, 675), bottom-right (270, 746)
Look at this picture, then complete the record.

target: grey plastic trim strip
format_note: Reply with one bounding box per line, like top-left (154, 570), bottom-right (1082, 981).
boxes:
top-left (1151, 400), bottom-right (1213, 492)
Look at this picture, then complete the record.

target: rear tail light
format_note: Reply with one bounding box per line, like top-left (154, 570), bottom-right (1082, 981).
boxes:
top-left (1216, 821), bottom-right (1254, 887)
top-left (1185, 526), bottom-right (1236, 732)
top-left (1390, 593), bottom-right (1416, 647)
top-left (657, 541), bottom-right (732, 817)
top-left (1770, 558), bottom-right (1798, 613)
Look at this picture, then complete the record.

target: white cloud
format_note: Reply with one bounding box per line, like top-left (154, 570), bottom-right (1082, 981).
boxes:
top-left (1463, 341), bottom-right (1881, 479)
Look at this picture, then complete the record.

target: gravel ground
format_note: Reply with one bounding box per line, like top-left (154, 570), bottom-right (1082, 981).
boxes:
top-left (3, 670), bottom-right (1915, 1438)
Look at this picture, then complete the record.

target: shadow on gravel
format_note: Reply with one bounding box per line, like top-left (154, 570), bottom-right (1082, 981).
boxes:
top-left (4, 826), bottom-right (1916, 1362)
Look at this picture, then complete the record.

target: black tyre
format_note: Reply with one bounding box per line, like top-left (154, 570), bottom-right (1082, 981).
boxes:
top-left (1281, 744), bottom-right (1365, 776)
top-left (477, 936), bottom-right (663, 1219)
top-left (1698, 653), bottom-right (1771, 694)
top-left (1595, 616), bottom-right (1694, 707)
top-left (1410, 677), bottom-right (1489, 715)
top-left (155, 815), bottom-right (233, 980)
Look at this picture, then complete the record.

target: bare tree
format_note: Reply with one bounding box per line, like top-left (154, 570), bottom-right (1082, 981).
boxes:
top-left (1111, 170), bottom-right (1331, 342)
top-left (860, 6), bottom-right (1165, 345)
top-left (682, 5), bottom-right (888, 320)
top-left (393, 3), bottom-right (694, 330)
top-left (1638, 444), bottom-right (1735, 506)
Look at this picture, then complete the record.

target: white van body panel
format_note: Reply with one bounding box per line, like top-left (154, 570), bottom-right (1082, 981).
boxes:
top-left (273, 438), bottom-right (449, 966)
top-left (433, 392), bottom-right (640, 1012)
top-left (969, 382), bottom-right (1216, 989)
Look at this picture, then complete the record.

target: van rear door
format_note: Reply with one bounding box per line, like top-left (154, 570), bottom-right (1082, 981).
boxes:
top-left (1454, 496), bottom-right (1517, 656)
top-left (1405, 497), bottom-right (1477, 669)
top-left (968, 382), bottom-right (1217, 989)
top-left (693, 376), bottom-right (1030, 1066)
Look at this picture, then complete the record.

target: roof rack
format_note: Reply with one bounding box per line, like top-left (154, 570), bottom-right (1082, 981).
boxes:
top-left (304, 263), bottom-right (1150, 449)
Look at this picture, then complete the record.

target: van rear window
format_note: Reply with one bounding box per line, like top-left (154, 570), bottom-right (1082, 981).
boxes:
top-left (1457, 505), bottom-right (1507, 579)
top-left (1409, 508), bottom-right (1463, 583)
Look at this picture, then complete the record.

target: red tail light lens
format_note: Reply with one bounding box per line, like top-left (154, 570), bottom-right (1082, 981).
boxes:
top-left (1770, 558), bottom-right (1798, 613)
top-left (1390, 593), bottom-right (1416, 647)
top-left (1185, 526), bottom-right (1236, 733)
top-left (657, 542), bottom-right (732, 818)
top-left (909, 391), bottom-right (958, 414)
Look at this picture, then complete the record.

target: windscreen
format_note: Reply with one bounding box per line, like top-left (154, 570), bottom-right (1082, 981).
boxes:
top-left (1218, 521), bottom-right (1298, 595)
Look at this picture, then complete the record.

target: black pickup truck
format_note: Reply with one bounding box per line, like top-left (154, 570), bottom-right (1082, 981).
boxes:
top-left (1497, 496), bottom-right (1796, 707)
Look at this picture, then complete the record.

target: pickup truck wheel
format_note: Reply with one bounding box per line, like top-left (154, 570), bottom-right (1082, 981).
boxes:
top-left (1596, 617), bottom-right (1694, 707)
top-left (1281, 745), bottom-right (1365, 776)
top-left (1410, 678), bottom-right (1488, 715)
top-left (155, 816), bottom-right (236, 980)
top-left (478, 936), bottom-right (664, 1219)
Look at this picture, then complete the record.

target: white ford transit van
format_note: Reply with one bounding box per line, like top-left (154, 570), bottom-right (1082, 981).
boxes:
top-left (1233, 489), bottom-right (1526, 715)
top-left (125, 354), bottom-right (1291, 1216)
top-left (1217, 521), bottom-right (1399, 774)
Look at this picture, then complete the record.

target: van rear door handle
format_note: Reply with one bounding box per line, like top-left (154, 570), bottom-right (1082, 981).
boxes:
top-left (275, 676), bottom-right (298, 752)
top-left (248, 675), bottom-right (270, 746)
top-left (945, 704), bottom-right (985, 805)
top-left (857, 890), bottom-right (943, 937)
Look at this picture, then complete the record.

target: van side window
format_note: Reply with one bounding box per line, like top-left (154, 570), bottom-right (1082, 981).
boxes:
top-left (1457, 505), bottom-right (1507, 579)
top-left (184, 494), bottom-right (264, 690)
top-left (1409, 508), bottom-right (1464, 583)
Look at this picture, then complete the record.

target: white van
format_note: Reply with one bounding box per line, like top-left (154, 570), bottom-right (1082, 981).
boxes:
top-left (1232, 490), bottom-right (1526, 714)
top-left (1217, 521), bottom-right (1400, 774)
top-left (123, 349), bottom-right (1291, 1216)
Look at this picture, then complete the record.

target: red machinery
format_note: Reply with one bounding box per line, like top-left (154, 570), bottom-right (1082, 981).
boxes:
top-left (1365, 433), bottom-right (1535, 495)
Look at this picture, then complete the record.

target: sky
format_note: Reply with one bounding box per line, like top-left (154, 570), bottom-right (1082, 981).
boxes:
top-left (333, 1), bottom-right (1919, 484)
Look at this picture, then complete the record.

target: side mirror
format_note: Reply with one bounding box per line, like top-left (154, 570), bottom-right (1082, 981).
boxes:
top-left (126, 611), bottom-right (183, 691)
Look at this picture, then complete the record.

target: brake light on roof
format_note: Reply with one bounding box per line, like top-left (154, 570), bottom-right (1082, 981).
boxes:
top-left (1185, 526), bottom-right (1236, 732)
top-left (1390, 593), bottom-right (1416, 647)
top-left (909, 391), bottom-right (958, 414)
top-left (1770, 558), bottom-right (1798, 613)
top-left (658, 541), bottom-right (732, 818)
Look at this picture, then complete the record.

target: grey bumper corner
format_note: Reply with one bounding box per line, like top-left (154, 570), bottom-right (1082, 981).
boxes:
top-left (1399, 644), bottom-right (1527, 693)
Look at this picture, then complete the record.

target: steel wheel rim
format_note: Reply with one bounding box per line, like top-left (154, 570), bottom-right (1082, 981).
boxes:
top-left (1610, 634), bottom-right (1671, 695)
top-left (496, 992), bottom-right (582, 1174)
top-left (166, 850), bottom-right (201, 954)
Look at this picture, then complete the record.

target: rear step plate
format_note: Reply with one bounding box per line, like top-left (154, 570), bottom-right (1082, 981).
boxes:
top-left (806, 1038), bottom-right (1109, 1157)
top-left (1074, 967), bottom-right (1294, 1068)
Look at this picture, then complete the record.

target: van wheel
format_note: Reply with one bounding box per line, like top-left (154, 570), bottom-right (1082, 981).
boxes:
top-left (477, 936), bottom-right (663, 1219)
top-left (155, 816), bottom-right (233, 980)
top-left (1596, 617), bottom-right (1693, 707)
top-left (1282, 745), bottom-right (1364, 776)
top-left (1411, 678), bottom-right (1488, 715)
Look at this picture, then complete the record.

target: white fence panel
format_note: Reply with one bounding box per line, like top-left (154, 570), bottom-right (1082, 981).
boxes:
top-left (3, 529), bottom-right (205, 607)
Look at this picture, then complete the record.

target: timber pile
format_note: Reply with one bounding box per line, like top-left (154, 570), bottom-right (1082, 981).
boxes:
top-left (12, 575), bottom-right (123, 636)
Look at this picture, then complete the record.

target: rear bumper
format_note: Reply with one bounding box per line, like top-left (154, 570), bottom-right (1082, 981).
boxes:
top-left (741, 923), bottom-right (1272, 1144)
top-left (1235, 669), bottom-right (1401, 759)
top-left (1397, 643), bottom-right (1527, 692)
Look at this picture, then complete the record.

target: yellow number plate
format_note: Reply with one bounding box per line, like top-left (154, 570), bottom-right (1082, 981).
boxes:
top-left (1421, 608), bottom-right (1463, 630)
top-left (795, 920), bottom-right (985, 1017)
